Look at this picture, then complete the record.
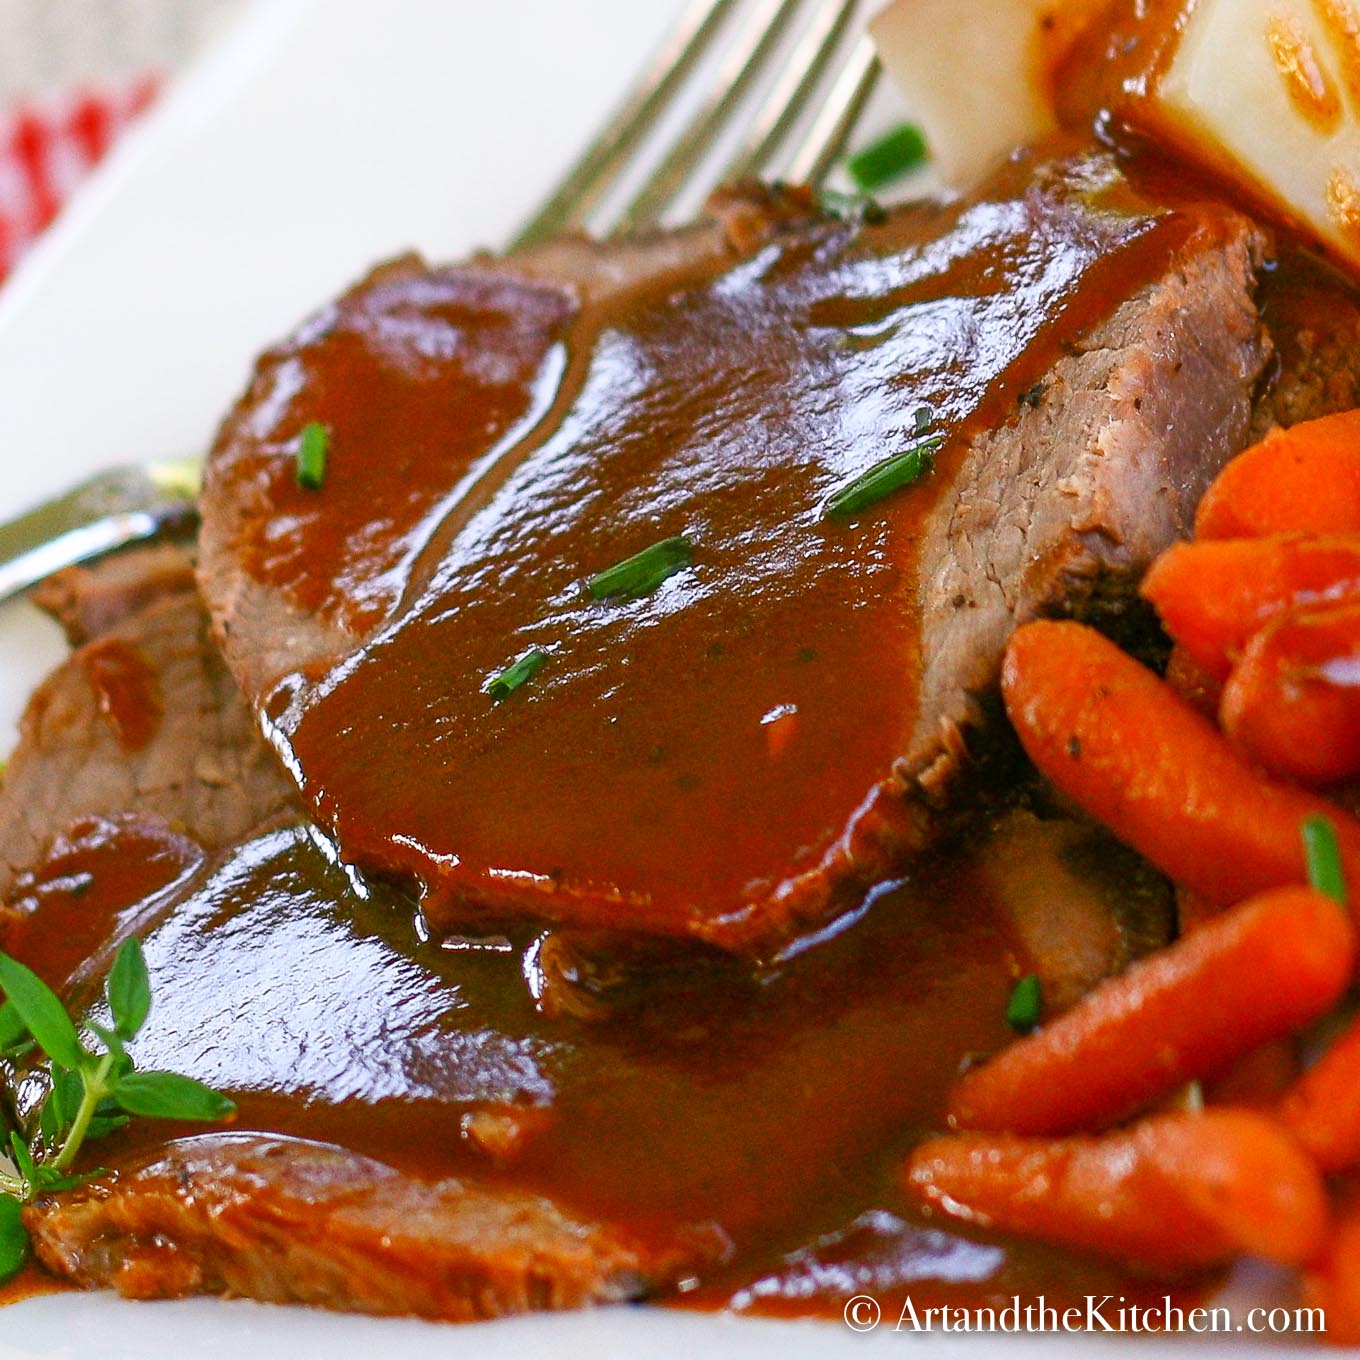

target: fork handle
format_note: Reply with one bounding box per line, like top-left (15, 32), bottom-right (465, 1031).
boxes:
top-left (0, 465), bottom-right (200, 605)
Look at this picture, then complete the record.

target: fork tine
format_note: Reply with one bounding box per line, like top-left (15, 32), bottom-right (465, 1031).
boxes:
top-left (611, 0), bottom-right (808, 235)
top-left (782, 35), bottom-right (881, 188)
top-left (509, 0), bottom-right (740, 250)
top-left (0, 8), bottom-right (889, 601)
top-left (721, 0), bottom-right (858, 186)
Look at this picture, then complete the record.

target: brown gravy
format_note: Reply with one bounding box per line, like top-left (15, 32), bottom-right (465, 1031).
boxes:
top-left (1, 145), bottom-right (1288, 1326)
top-left (4, 809), bottom-right (1188, 1320)
top-left (230, 148), bottom-right (1215, 953)
top-left (77, 639), bottom-right (163, 755)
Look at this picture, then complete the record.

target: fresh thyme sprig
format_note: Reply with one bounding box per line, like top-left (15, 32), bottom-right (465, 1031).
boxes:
top-left (0, 938), bottom-right (235, 1281)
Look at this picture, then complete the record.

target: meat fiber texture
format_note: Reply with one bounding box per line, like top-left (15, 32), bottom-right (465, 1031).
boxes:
top-left (26, 1134), bottom-right (725, 1318)
top-left (909, 217), bottom-right (1267, 793)
top-left (0, 545), bottom-right (296, 904)
top-left (196, 163), bottom-right (1272, 951)
top-left (2, 548), bottom-right (727, 1318)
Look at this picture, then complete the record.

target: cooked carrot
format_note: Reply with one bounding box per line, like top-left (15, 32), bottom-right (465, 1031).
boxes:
top-left (1195, 409), bottom-right (1360, 539)
top-left (1140, 535), bottom-right (1360, 681)
top-left (1221, 601), bottom-right (1360, 785)
top-left (1165, 644), bottom-right (1222, 718)
top-left (1279, 1014), bottom-right (1360, 1173)
top-left (948, 885), bottom-right (1353, 1135)
top-left (1304, 1198), bottom-right (1360, 1346)
top-left (1002, 620), bottom-right (1360, 907)
top-left (906, 1110), bottom-right (1329, 1272)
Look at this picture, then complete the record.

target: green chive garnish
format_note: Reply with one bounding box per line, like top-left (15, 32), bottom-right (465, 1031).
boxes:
top-left (484, 648), bottom-right (547, 702)
top-left (1006, 974), bottom-right (1043, 1034)
top-left (296, 422), bottom-right (329, 490)
top-left (588, 536), bottom-right (693, 600)
top-left (847, 123), bottom-right (928, 193)
top-left (1303, 814), bottom-right (1348, 905)
top-left (825, 435), bottom-right (941, 518)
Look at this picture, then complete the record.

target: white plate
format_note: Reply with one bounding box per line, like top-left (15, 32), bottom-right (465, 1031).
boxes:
top-left (0, 2), bottom-right (1321, 1354)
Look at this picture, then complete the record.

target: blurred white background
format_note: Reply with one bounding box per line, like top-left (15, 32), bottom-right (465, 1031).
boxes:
top-left (0, 0), bottom-right (242, 99)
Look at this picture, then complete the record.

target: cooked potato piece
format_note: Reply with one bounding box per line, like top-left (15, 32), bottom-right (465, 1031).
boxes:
top-left (869, 0), bottom-right (1058, 186)
top-left (873, 0), bottom-right (1360, 272)
top-left (1146, 0), bottom-right (1360, 272)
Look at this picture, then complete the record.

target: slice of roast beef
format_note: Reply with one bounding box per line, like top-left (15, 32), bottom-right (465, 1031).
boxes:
top-left (31, 543), bottom-right (199, 647)
top-left (0, 547), bottom-right (296, 906)
top-left (198, 146), bottom-right (1270, 953)
top-left (26, 1134), bottom-right (715, 1318)
top-left (1, 547), bottom-right (1174, 1315)
top-left (1, 564), bottom-right (733, 1318)
top-left (11, 804), bottom-right (1166, 1317)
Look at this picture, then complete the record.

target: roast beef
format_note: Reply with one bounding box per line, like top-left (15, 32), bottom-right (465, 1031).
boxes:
top-left (0, 547), bottom-right (1170, 1320)
top-left (12, 799), bottom-right (1166, 1318)
top-left (26, 1134), bottom-right (716, 1318)
top-left (1, 559), bottom-right (729, 1317)
top-left (197, 147), bottom-right (1269, 954)
top-left (0, 546), bottom-right (296, 907)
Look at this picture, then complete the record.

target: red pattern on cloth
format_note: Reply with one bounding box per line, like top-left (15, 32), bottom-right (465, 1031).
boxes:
top-left (0, 75), bottom-right (158, 284)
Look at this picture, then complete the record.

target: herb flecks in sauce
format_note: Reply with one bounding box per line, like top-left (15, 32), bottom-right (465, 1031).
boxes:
top-left (295, 422), bottom-right (330, 491)
top-left (1304, 814), bottom-right (1347, 905)
top-left (1006, 973), bottom-right (1044, 1033)
top-left (847, 122), bottom-right (928, 193)
top-left (485, 648), bottom-right (548, 701)
top-left (825, 435), bottom-right (942, 519)
top-left (588, 536), bottom-right (694, 601)
top-left (816, 187), bottom-right (888, 226)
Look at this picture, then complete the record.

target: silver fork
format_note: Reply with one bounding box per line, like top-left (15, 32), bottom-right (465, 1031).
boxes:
top-left (0, 0), bottom-right (882, 604)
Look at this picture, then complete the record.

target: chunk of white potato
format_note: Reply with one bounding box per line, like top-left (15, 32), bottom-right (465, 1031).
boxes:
top-left (870, 0), bottom-right (1360, 274)
top-left (1150, 0), bottom-right (1360, 272)
top-left (868, 0), bottom-right (1058, 187)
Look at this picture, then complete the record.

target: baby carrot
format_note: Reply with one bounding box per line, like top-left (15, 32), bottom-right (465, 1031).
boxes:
top-left (1195, 409), bottom-right (1360, 539)
top-left (906, 1110), bottom-right (1329, 1272)
top-left (1279, 1014), bottom-right (1360, 1173)
top-left (948, 885), bottom-right (1353, 1135)
top-left (1002, 621), bottom-right (1360, 907)
top-left (1140, 535), bottom-right (1360, 681)
top-left (1303, 1196), bottom-right (1360, 1346)
top-left (1221, 602), bottom-right (1360, 786)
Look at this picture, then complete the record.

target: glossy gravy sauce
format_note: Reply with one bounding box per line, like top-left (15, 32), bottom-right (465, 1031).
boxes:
top-left (237, 148), bottom-right (1211, 952)
top-left (5, 811), bottom-right (1190, 1319)
top-left (0, 145), bottom-right (1276, 1321)
top-left (77, 640), bottom-right (163, 755)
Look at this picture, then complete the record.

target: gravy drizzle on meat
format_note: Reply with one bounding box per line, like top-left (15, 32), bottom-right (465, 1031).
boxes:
top-left (199, 145), bottom-right (1269, 953)
top-left (7, 129), bottom-right (1347, 1321)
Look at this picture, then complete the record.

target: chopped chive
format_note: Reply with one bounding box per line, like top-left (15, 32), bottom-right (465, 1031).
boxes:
top-left (817, 187), bottom-right (887, 226)
top-left (1303, 814), bottom-right (1347, 905)
top-left (484, 648), bottom-right (547, 702)
top-left (825, 435), bottom-right (941, 518)
top-left (847, 123), bottom-right (928, 193)
top-left (296, 422), bottom-right (329, 490)
top-left (588, 536), bottom-right (693, 601)
top-left (1006, 974), bottom-right (1043, 1034)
